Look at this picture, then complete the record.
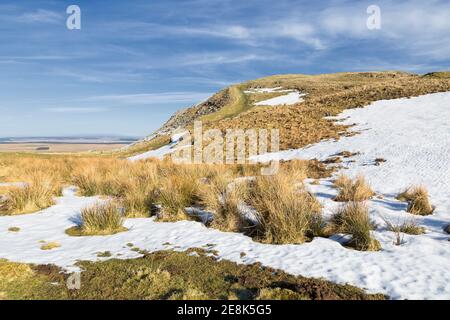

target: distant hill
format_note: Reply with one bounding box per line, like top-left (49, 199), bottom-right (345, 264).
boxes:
top-left (123, 71), bottom-right (450, 157)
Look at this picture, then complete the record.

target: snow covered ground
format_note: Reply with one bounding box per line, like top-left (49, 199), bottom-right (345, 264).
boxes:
top-left (246, 87), bottom-right (306, 106)
top-left (1, 92), bottom-right (449, 299)
top-left (0, 182), bottom-right (28, 188)
top-left (254, 91), bottom-right (306, 106)
top-left (251, 92), bottom-right (450, 217)
top-left (127, 131), bottom-right (188, 161)
top-left (127, 142), bottom-right (175, 161)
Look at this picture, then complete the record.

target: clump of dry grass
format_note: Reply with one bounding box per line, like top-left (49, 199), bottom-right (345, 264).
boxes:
top-left (333, 174), bottom-right (352, 190)
top-left (383, 218), bottom-right (425, 235)
top-left (200, 170), bottom-right (251, 232)
top-left (0, 171), bottom-right (61, 215)
top-left (330, 202), bottom-right (380, 251)
top-left (117, 163), bottom-right (160, 218)
top-left (249, 171), bottom-right (323, 244)
top-left (397, 186), bottom-right (434, 216)
top-left (157, 169), bottom-right (201, 222)
top-left (120, 181), bottom-right (158, 218)
top-left (71, 159), bottom-right (123, 196)
top-left (333, 175), bottom-right (374, 202)
top-left (66, 202), bottom-right (127, 236)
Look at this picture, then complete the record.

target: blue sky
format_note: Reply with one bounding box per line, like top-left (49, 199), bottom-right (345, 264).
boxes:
top-left (1, 0), bottom-right (449, 137)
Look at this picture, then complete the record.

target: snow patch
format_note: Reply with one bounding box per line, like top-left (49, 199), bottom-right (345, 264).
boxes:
top-left (127, 131), bottom-right (188, 162)
top-left (245, 87), bottom-right (306, 106)
top-left (255, 91), bottom-right (306, 106)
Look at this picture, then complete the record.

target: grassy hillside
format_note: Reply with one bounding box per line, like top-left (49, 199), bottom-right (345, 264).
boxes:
top-left (119, 71), bottom-right (450, 156)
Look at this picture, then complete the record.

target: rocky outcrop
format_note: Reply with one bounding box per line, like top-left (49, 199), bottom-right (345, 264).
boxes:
top-left (153, 87), bottom-right (231, 136)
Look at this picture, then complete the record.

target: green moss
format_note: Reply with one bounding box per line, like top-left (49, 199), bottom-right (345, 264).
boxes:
top-left (40, 242), bottom-right (61, 250)
top-left (97, 251), bottom-right (112, 258)
top-left (0, 250), bottom-right (386, 300)
top-left (256, 287), bottom-right (310, 300)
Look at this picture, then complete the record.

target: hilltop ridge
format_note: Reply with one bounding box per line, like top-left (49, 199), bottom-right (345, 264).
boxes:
top-left (122, 71), bottom-right (450, 157)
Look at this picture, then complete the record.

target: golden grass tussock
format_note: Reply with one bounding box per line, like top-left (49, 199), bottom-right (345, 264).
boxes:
top-left (66, 202), bottom-right (127, 236)
top-left (330, 202), bottom-right (381, 251)
top-left (200, 170), bottom-right (251, 232)
top-left (333, 175), bottom-right (374, 202)
top-left (397, 186), bottom-right (434, 216)
top-left (71, 158), bottom-right (124, 196)
top-left (116, 162), bottom-right (160, 218)
top-left (249, 169), bottom-right (323, 244)
top-left (0, 170), bottom-right (61, 215)
top-left (0, 157), bottom-right (66, 215)
top-left (157, 167), bottom-right (202, 222)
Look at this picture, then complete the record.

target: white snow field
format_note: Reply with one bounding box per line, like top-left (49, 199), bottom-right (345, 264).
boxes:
top-left (1, 92), bottom-right (449, 299)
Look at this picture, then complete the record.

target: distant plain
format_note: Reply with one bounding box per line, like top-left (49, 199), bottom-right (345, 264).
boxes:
top-left (0, 143), bottom-right (127, 153)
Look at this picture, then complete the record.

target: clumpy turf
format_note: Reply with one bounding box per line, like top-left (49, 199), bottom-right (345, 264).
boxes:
top-left (200, 173), bottom-right (251, 233)
top-left (333, 175), bottom-right (374, 202)
top-left (66, 202), bottom-right (127, 236)
top-left (397, 186), bottom-right (434, 216)
top-left (0, 251), bottom-right (386, 300)
top-left (250, 172), bottom-right (324, 244)
top-left (330, 202), bottom-right (381, 251)
top-left (0, 172), bottom-right (60, 216)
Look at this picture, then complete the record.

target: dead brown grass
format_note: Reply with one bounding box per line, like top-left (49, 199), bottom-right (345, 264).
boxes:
top-left (0, 170), bottom-right (62, 215)
top-left (397, 186), bottom-right (434, 216)
top-left (66, 202), bottom-right (127, 236)
top-left (330, 202), bottom-right (381, 251)
top-left (249, 169), bottom-right (323, 244)
top-left (333, 175), bottom-right (374, 202)
top-left (157, 166), bottom-right (202, 222)
top-left (200, 169), bottom-right (250, 232)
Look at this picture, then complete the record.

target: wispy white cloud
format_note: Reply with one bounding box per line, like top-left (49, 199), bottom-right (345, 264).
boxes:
top-left (49, 69), bottom-right (145, 83)
top-left (14, 9), bottom-right (62, 24)
top-left (82, 92), bottom-right (213, 105)
top-left (108, 1), bottom-right (450, 57)
top-left (42, 107), bottom-right (108, 114)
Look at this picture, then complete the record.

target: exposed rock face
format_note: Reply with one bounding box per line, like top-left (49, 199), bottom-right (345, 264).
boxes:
top-left (154, 88), bottom-right (231, 136)
top-left (122, 87), bottom-right (232, 150)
